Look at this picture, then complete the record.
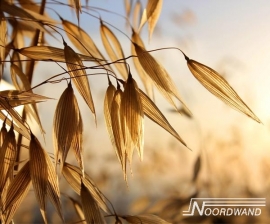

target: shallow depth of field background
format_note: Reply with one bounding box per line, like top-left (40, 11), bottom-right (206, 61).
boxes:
top-left (7, 0), bottom-right (270, 223)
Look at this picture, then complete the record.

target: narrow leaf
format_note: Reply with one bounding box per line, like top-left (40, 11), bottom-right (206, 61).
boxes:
top-left (185, 57), bottom-right (261, 123)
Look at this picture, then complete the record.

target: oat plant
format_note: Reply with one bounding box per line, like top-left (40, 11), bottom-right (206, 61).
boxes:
top-left (0, 0), bottom-right (261, 223)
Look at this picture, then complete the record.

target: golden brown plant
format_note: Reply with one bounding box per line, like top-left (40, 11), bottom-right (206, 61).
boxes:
top-left (0, 0), bottom-right (262, 223)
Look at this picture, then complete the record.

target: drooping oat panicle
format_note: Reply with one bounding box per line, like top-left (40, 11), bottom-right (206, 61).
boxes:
top-left (110, 87), bottom-right (127, 179)
top-left (121, 73), bottom-right (144, 161)
top-left (64, 41), bottom-right (96, 121)
top-left (53, 82), bottom-right (81, 170)
top-left (0, 125), bottom-right (16, 193)
top-left (2, 161), bottom-right (31, 224)
top-left (100, 20), bottom-right (128, 79)
top-left (131, 30), bottom-right (153, 98)
top-left (62, 162), bottom-right (112, 214)
top-left (18, 46), bottom-right (98, 62)
top-left (121, 214), bottom-right (170, 224)
top-left (139, 0), bottom-right (163, 41)
top-left (29, 133), bottom-right (48, 223)
top-left (80, 179), bottom-right (105, 224)
top-left (134, 43), bottom-right (191, 113)
top-left (0, 11), bottom-right (6, 80)
top-left (185, 57), bottom-right (261, 123)
top-left (138, 89), bottom-right (187, 147)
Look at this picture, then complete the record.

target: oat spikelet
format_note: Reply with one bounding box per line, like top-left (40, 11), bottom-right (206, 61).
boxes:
top-left (134, 43), bottom-right (190, 114)
top-left (131, 30), bottom-right (153, 98)
top-left (53, 82), bottom-right (82, 170)
top-left (64, 41), bottom-right (96, 122)
top-left (110, 86), bottom-right (127, 180)
top-left (104, 80), bottom-right (117, 157)
top-left (69, 0), bottom-right (81, 22)
top-left (80, 179), bottom-right (105, 224)
top-left (29, 133), bottom-right (48, 223)
top-left (28, 133), bottom-right (64, 222)
top-left (18, 46), bottom-right (97, 62)
top-left (2, 162), bottom-right (31, 224)
top-left (185, 56), bottom-right (261, 123)
top-left (121, 73), bottom-right (144, 161)
top-left (139, 89), bottom-right (187, 147)
top-left (61, 19), bottom-right (110, 69)
top-left (11, 63), bottom-right (46, 134)
top-left (0, 125), bottom-right (16, 194)
top-left (100, 20), bottom-right (128, 79)
top-left (62, 162), bottom-right (112, 214)
top-left (139, 0), bottom-right (163, 41)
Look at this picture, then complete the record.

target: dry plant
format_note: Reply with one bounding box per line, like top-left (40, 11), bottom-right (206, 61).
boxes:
top-left (0, 0), bottom-right (262, 223)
